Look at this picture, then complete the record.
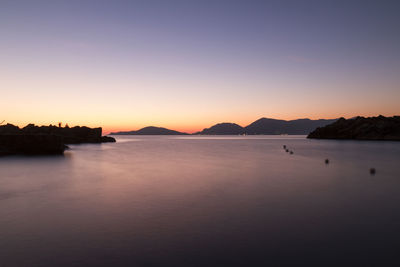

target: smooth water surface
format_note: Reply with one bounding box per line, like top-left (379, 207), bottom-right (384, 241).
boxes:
top-left (1, 136), bottom-right (400, 266)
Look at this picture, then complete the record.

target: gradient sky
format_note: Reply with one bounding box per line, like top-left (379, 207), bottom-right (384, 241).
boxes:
top-left (1, 0), bottom-right (399, 133)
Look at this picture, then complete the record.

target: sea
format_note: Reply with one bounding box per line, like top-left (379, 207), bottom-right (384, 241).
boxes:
top-left (1, 135), bottom-right (400, 266)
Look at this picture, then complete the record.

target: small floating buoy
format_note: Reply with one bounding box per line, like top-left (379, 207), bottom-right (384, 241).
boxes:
top-left (370, 168), bottom-right (376, 175)
top-left (283, 145), bottom-right (286, 149)
top-left (285, 149), bottom-right (289, 153)
top-left (289, 151), bottom-right (293, 154)
top-left (325, 159), bottom-right (329, 164)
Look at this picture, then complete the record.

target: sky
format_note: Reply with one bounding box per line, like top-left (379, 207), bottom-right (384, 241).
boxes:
top-left (1, 0), bottom-right (399, 133)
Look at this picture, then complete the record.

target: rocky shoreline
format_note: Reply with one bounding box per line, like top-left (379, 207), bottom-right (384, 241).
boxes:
top-left (307, 116), bottom-right (400, 141)
top-left (0, 124), bottom-right (116, 155)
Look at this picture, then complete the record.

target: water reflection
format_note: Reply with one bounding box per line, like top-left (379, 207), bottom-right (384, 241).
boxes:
top-left (1, 136), bottom-right (400, 266)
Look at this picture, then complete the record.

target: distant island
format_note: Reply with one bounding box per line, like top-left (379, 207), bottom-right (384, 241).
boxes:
top-left (0, 123), bottom-right (116, 155)
top-left (195, 123), bottom-right (244, 135)
top-left (111, 126), bottom-right (188, 135)
top-left (114, 118), bottom-right (337, 136)
top-left (195, 118), bottom-right (337, 135)
top-left (307, 116), bottom-right (400, 140)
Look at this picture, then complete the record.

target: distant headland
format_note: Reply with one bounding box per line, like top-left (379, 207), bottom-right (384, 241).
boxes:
top-left (111, 126), bottom-right (188, 135)
top-left (196, 118), bottom-right (337, 135)
top-left (111, 116), bottom-right (400, 141)
top-left (0, 123), bottom-right (115, 155)
top-left (112, 118), bottom-right (337, 135)
top-left (308, 116), bottom-right (400, 141)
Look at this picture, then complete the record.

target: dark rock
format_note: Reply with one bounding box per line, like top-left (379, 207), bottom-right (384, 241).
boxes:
top-left (370, 168), bottom-right (376, 175)
top-left (0, 134), bottom-right (65, 155)
top-left (101, 136), bottom-right (116, 142)
top-left (0, 123), bottom-right (21, 134)
top-left (0, 124), bottom-right (112, 144)
top-left (0, 123), bottom-right (116, 155)
top-left (307, 116), bottom-right (400, 141)
top-left (57, 126), bottom-right (103, 144)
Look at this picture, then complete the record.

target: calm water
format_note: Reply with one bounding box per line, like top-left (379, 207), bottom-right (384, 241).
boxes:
top-left (1, 136), bottom-right (400, 266)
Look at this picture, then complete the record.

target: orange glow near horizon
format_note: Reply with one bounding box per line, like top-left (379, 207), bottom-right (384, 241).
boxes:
top-left (1, 1), bottom-right (400, 136)
top-left (63, 110), bottom-right (400, 135)
top-left (5, 109), bottom-right (399, 135)
top-left (3, 66), bottom-right (399, 135)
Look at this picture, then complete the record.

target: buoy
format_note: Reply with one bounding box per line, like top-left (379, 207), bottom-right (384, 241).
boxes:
top-left (370, 168), bottom-right (376, 175)
top-left (283, 145), bottom-right (286, 149)
top-left (289, 151), bottom-right (293, 154)
top-left (325, 159), bottom-right (329, 164)
top-left (286, 149), bottom-right (289, 152)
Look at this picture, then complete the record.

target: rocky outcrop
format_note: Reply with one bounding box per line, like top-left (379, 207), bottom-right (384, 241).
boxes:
top-left (307, 116), bottom-right (400, 140)
top-left (0, 123), bottom-right (116, 155)
top-left (0, 134), bottom-right (66, 155)
top-left (101, 136), bottom-right (117, 142)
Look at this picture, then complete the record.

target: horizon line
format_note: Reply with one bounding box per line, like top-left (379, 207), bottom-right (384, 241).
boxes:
top-left (3, 114), bottom-right (398, 135)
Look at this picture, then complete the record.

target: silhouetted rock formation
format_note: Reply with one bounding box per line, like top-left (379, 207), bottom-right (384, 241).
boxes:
top-left (196, 123), bottom-right (244, 135)
top-left (0, 134), bottom-right (66, 155)
top-left (111, 126), bottom-right (188, 135)
top-left (244, 118), bottom-right (336, 135)
top-left (307, 116), bottom-right (400, 140)
top-left (0, 123), bottom-right (20, 134)
top-left (0, 123), bottom-right (116, 155)
top-left (101, 136), bottom-right (117, 142)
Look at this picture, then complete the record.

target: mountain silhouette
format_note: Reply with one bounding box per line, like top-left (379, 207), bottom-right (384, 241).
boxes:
top-left (111, 126), bottom-right (188, 135)
top-left (195, 123), bottom-right (244, 135)
top-left (110, 118), bottom-right (337, 135)
top-left (195, 118), bottom-right (336, 135)
top-left (244, 118), bottom-right (337, 135)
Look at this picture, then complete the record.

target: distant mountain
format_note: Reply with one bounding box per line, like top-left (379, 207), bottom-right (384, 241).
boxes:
top-left (111, 118), bottom-right (337, 136)
top-left (244, 118), bottom-right (337, 135)
top-left (195, 118), bottom-right (337, 135)
top-left (110, 126), bottom-right (188, 135)
top-left (195, 123), bottom-right (244, 135)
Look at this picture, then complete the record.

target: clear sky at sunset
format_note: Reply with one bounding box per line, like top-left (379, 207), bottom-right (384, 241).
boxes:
top-left (1, 0), bottom-right (399, 133)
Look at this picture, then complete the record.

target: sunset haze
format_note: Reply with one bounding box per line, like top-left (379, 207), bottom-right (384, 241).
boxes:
top-left (1, 0), bottom-right (399, 133)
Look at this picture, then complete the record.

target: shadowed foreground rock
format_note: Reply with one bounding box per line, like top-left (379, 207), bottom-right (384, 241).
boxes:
top-left (0, 124), bottom-right (116, 155)
top-left (0, 134), bottom-right (66, 155)
top-left (307, 116), bottom-right (400, 141)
